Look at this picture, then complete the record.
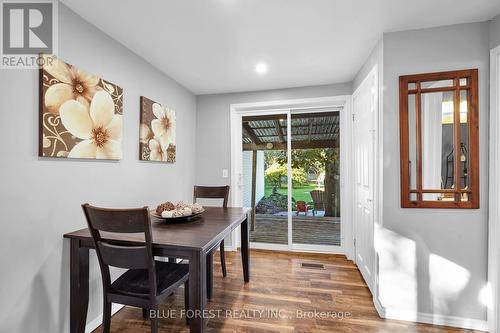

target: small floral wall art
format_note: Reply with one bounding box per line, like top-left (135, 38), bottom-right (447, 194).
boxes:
top-left (39, 55), bottom-right (123, 160)
top-left (139, 96), bottom-right (176, 162)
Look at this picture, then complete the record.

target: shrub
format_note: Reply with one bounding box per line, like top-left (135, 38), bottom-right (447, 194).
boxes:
top-left (265, 163), bottom-right (287, 189)
top-left (291, 168), bottom-right (307, 186)
top-left (265, 163), bottom-right (308, 189)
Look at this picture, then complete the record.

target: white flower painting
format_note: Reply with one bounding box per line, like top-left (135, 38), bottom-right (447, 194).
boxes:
top-left (39, 55), bottom-right (123, 160)
top-left (140, 96), bottom-right (176, 163)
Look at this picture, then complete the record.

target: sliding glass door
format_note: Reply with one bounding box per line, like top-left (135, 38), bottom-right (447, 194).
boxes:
top-left (291, 111), bottom-right (341, 248)
top-left (242, 109), bottom-right (341, 251)
top-left (243, 113), bottom-right (288, 246)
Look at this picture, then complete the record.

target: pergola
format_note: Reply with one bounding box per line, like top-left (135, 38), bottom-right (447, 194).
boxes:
top-left (242, 111), bottom-right (340, 230)
top-left (242, 111), bottom-right (340, 151)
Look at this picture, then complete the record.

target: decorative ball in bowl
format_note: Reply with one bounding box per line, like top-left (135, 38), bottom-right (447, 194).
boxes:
top-left (151, 201), bottom-right (205, 222)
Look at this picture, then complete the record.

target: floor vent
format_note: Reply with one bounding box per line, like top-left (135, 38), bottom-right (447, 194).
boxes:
top-left (301, 263), bottom-right (325, 269)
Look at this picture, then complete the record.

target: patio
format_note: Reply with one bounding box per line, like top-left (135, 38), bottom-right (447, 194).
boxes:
top-left (250, 214), bottom-right (341, 246)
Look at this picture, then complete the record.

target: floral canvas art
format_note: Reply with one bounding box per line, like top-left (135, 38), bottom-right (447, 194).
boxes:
top-left (39, 55), bottom-right (123, 160)
top-left (140, 96), bottom-right (176, 162)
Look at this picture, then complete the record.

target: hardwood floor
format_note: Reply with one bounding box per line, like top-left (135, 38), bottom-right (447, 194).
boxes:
top-left (92, 250), bottom-right (482, 333)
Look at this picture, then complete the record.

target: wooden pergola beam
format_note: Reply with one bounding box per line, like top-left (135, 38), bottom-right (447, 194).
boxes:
top-left (243, 139), bottom-right (338, 151)
top-left (333, 123), bottom-right (339, 136)
top-left (242, 124), bottom-right (335, 131)
top-left (274, 120), bottom-right (285, 143)
top-left (308, 119), bottom-right (313, 142)
top-left (243, 111), bottom-right (338, 122)
top-left (242, 123), bottom-right (261, 144)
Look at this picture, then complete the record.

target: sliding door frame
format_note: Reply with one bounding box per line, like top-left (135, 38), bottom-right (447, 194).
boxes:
top-left (230, 96), bottom-right (353, 258)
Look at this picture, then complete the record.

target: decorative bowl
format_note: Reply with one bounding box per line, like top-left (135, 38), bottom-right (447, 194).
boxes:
top-left (150, 209), bottom-right (205, 223)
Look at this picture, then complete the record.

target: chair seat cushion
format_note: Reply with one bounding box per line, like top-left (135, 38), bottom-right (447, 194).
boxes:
top-left (110, 261), bottom-right (188, 297)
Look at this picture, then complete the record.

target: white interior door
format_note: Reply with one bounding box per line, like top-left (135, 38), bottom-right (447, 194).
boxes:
top-left (352, 68), bottom-right (377, 293)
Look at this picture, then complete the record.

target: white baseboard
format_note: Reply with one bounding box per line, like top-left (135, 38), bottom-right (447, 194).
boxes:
top-left (373, 297), bottom-right (488, 332)
top-left (85, 304), bottom-right (125, 333)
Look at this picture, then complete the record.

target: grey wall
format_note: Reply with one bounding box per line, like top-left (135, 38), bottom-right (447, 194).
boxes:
top-left (379, 22), bottom-right (489, 321)
top-left (490, 14), bottom-right (500, 49)
top-left (0, 4), bottom-right (196, 332)
top-left (195, 83), bottom-right (352, 188)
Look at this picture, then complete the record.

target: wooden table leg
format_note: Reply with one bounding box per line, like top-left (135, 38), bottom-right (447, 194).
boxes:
top-left (206, 251), bottom-right (213, 300)
top-left (241, 217), bottom-right (250, 282)
top-left (70, 239), bottom-right (89, 333)
top-left (189, 250), bottom-right (207, 332)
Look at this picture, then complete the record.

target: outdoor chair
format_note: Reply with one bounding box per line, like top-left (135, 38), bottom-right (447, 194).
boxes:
top-left (295, 201), bottom-right (308, 216)
top-left (309, 190), bottom-right (325, 216)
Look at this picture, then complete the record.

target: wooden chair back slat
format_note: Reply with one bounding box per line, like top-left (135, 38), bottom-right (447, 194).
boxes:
top-left (97, 242), bottom-right (149, 269)
top-left (83, 207), bottom-right (148, 233)
top-left (193, 185), bottom-right (230, 208)
top-left (310, 190), bottom-right (325, 210)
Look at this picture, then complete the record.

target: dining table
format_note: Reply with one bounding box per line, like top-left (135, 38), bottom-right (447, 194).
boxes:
top-left (64, 206), bottom-right (251, 333)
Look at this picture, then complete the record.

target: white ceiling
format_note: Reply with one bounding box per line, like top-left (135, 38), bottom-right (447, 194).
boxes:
top-left (61, 0), bottom-right (500, 95)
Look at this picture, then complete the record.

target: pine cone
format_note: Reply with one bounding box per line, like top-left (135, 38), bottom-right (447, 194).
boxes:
top-left (156, 201), bottom-right (175, 215)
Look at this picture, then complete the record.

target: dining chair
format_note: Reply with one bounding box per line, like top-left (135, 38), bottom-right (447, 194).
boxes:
top-left (81, 204), bottom-right (190, 333)
top-left (193, 185), bottom-right (230, 278)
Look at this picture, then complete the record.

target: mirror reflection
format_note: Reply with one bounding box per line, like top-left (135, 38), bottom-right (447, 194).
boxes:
top-left (408, 90), bottom-right (469, 201)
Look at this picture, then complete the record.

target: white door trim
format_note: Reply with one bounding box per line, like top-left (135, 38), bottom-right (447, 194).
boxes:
top-left (489, 45), bottom-right (500, 333)
top-left (351, 65), bottom-right (379, 296)
top-left (230, 95), bottom-right (353, 258)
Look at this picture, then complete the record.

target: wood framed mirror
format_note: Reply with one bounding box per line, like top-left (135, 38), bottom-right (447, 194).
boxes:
top-left (399, 69), bottom-right (479, 208)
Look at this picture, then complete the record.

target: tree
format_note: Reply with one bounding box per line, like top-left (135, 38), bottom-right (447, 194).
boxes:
top-left (264, 150), bottom-right (285, 169)
top-left (265, 163), bottom-right (287, 189)
top-left (265, 162), bottom-right (308, 190)
top-left (291, 167), bottom-right (307, 186)
top-left (274, 148), bottom-right (340, 217)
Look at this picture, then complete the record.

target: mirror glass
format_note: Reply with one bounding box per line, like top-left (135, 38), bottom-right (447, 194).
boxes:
top-left (459, 90), bottom-right (469, 201)
top-left (420, 91), bottom-right (455, 201)
top-left (408, 94), bottom-right (417, 192)
top-left (405, 88), bottom-right (473, 202)
top-left (421, 79), bottom-right (454, 89)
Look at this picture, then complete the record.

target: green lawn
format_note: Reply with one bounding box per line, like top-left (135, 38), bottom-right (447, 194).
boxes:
top-left (264, 183), bottom-right (323, 202)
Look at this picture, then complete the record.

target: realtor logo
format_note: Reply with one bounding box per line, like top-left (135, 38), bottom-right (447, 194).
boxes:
top-left (1, 0), bottom-right (58, 69)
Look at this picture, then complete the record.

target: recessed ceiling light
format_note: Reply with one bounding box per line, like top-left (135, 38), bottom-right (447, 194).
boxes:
top-left (255, 63), bottom-right (268, 74)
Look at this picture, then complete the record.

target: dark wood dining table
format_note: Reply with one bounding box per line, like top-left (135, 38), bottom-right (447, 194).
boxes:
top-left (64, 206), bottom-right (251, 333)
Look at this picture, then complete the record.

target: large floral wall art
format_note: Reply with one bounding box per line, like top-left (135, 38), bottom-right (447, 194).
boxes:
top-left (39, 55), bottom-right (123, 160)
top-left (139, 96), bottom-right (176, 162)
